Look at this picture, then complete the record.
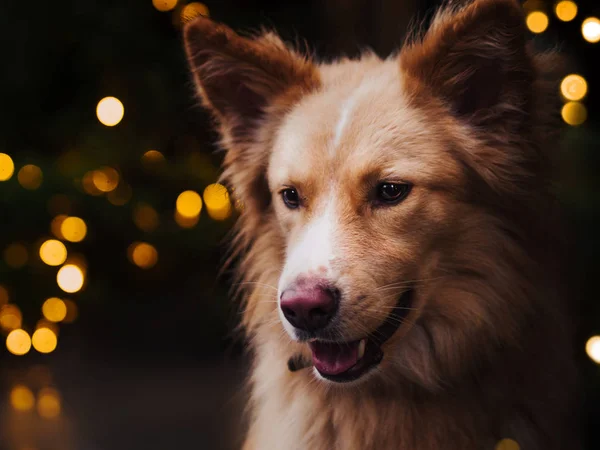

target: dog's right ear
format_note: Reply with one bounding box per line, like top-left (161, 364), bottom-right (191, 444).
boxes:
top-left (183, 17), bottom-right (319, 142)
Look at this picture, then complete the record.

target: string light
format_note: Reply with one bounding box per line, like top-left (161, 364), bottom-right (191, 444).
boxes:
top-left (133, 203), bottom-right (160, 232)
top-left (39, 239), bottom-right (68, 266)
top-left (4, 243), bottom-right (28, 269)
top-left (176, 190), bottom-right (202, 218)
top-left (57, 264), bottom-right (85, 293)
top-left (526, 11), bottom-right (549, 33)
top-left (0, 304), bottom-right (22, 331)
top-left (0, 153), bottom-right (15, 181)
top-left (555, 1), bottom-right (577, 22)
top-left (10, 385), bottom-right (35, 412)
top-left (153, 0), bottom-right (178, 12)
top-left (42, 298), bottom-right (67, 323)
top-left (495, 438), bottom-right (520, 450)
top-left (181, 2), bottom-right (210, 24)
top-left (203, 183), bottom-right (232, 220)
top-left (6, 329), bottom-right (32, 356)
top-left (92, 166), bottom-right (120, 192)
top-left (37, 388), bottom-right (61, 419)
top-left (582, 17), bottom-right (600, 43)
top-left (60, 216), bottom-right (87, 242)
top-left (17, 164), bottom-right (43, 190)
top-left (128, 242), bottom-right (158, 269)
top-left (32, 327), bottom-right (58, 354)
top-left (96, 96), bottom-right (124, 126)
top-left (561, 101), bottom-right (587, 125)
top-left (586, 336), bottom-right (600, 364)
top-left (561, 74), bottom-right (588, 101)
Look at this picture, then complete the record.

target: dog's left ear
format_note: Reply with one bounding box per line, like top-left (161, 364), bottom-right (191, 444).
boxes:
top-left (400, 0), bottom-right (533, 133)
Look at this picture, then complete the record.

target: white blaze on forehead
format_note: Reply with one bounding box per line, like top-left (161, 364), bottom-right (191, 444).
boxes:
top-left (278, 196), bottom-right (337, 295)
top-left (332, 95), bottom-right (357, 149)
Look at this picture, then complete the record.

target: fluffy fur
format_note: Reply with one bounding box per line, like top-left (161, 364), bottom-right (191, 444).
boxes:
top-left (184, 1), bottom-right (579, 448)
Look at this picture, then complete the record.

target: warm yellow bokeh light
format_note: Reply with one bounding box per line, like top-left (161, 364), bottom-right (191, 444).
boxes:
top-left (561, 101), bottom-right (587, 126)
top-left (0, 153), bottom-right (15, 181)
top-left (107, 183), bottom-right (132, 206)
top-left (37, 388), bottom-right (61, 419)
top-left (32, 328), bottom-right (58, 354)
top-left (50, 215), bottom-right (68, 239)
top-left (141, 150), bottom-right (166, 170)
top-left (39, 239), bottom-right (67, 266)
top-left (17, 164), bottom-right (43, 190)
top-left (561, 74), bottom-right (587, 101)
top-left (555, 1), bottom-right (577, 22)
top-left (60, 216), bottom-right (87, 243)
top-left (129, 242), bottom-right (158, 269)
top-left (62, 299), bottom-right (78, 324)
top-left (204, 183), bottom-right (232, 220)
top-left (42, 298), bottom-right (67, 323)
top-left (6, 329), bottom-right (32, 356)
top-left (133, 203), bottom-right (160, 232)
top-left (10, 385), bottom-right (35, 412)
top-left (176, 190), bottom-right (202, 218)
top-left (96, 96), bottom-right (124, 126)
top-left (586, 336), bottom-right (600, 364)
top-left (4, 243), bottom-right (28, 269)
top-left (0, 304), bottom-right (22, 331)
top-left (582, 17), bottom-right (600, 43)
top-left (526, 11), bottom-right (549, 33)
top-left (82, 170), bottom-right (103, 196)
top-left (174, 210), bottom-right (199, 228)
top-left (0, 285), bottom-right (8, 305)
top-left (181, 2), bottom-right (210, 24)
top-left (57, 264), bottom-right (85, 293)
top-left (495, 438), bottom-right (520, 450)
top-left (153, 0), bottom-right (178, 12)
top-left (92, 166), bottom-right (120, 192)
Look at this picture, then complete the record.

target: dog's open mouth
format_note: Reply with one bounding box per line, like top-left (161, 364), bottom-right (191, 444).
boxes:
top-left (309, 288), bottom-right (414, 383)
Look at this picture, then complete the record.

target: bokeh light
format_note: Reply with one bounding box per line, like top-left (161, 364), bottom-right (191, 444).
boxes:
top-left (181, 2), bottom-right (210, 24)
top-left (47, 194), bottom-right (72, 216)
top-left (60, 216), bottom-right (87, 242)
top-left (37, 388), bottom-right (61, 419)
top-left (141, 150), bottom-right (166, 170)
top-left (10, 385), bottom-right (35, 412)
top-left (555, 1), bottom-right (577, 22)
top-left (62, 299), bottom-right (78, 324)
top-left (6, 329), bottom-right (32, 355)
top-left (495, 438), bottom-right (520, 450)
top-left (42, 298), bottom-right (67, 323)
top-left (586, 336), bottom-right (600, 364)
top-left (17, 164), bottom-right (43, 190)
top-left (561, 101), bottom-right (587, 125)
top-left (50, 215), bottom-right (68, 239)
top-left (4, 243), bottom-right (28, 269)
top-left (0, 153), bottom-right (15, 181)
top-left (39, 239), bottom-right (68, 266)
top-left (82, 170), bottom-right (104, 196)
top-left (582, 17), bottom-right (600, 43)
top-left (203, 183), bottom-right (232, 220)
top-left (0, 304), bottom-right (22, 331)
top-left (174, 211), bottom-right (199, 228)
top-left (96, 96), bottom-right (124, 126)
top-left (107, 183), bottom-right (132, 206)
top-left (561, 74), bottom-right (587, 101)
top-left (133, 203), bottom-right (160, 232)
top-left (92, 166), bottom-right (120, 192)
top-left (153, 0), bottom-right (177, 12)
top-left (57, 264), bottom-right (85, 293)
top-left (32, 327), bottom-right (58, 354)
top-left (128, 242), bottom-right (158, 269)
top-left (526, 11), bottom-right (549, 34)
top-left (176, 190), bottom-right (202, 218)
top-left (0, 285), bottom-right (8, 306)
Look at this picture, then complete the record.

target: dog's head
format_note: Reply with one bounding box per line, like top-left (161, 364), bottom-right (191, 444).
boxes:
top-left (184, 0), bottom-right (561, 387)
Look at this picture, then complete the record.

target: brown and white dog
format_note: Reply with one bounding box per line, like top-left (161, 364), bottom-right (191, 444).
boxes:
top-left (183, 1), bottom-right (579, 448)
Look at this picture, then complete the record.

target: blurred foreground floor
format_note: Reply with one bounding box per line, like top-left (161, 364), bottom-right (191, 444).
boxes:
top-left (0, 354), bottom-right (247, 450)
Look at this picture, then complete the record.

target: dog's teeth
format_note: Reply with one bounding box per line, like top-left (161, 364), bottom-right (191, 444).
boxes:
top-left (358, 339), bottom-right (366, 359)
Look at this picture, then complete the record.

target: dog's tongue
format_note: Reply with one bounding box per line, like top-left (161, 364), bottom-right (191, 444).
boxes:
top-left (309, 340), bottom-right (359, 375)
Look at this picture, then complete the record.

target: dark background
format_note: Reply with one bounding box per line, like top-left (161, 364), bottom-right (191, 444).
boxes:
top-left (0, 0), bottom-right (598, 449)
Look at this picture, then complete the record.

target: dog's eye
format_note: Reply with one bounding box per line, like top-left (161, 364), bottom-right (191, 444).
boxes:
top-left (376, 183), bottom-right (411, 205)
top-left (281, 188), bottom-right (300, 209)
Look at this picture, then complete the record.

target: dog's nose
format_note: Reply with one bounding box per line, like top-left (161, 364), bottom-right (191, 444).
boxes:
top-left (280, 282), bottom-right (339, 332)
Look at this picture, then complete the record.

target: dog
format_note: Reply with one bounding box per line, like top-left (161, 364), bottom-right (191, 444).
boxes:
top-left (183, 0), bottom-right (579, 448)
